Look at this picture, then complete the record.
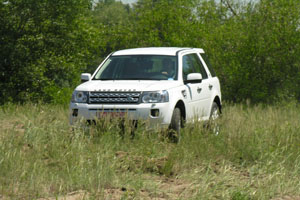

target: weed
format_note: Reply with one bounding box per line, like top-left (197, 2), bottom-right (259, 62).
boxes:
top-left (0, 103), bottom-right (300, 199)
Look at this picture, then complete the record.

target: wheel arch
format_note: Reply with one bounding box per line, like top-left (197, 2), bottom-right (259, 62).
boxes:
top-left (174, 100), bottom-right (186, 121)
top-left (213, 96), bottom-right (222, 114)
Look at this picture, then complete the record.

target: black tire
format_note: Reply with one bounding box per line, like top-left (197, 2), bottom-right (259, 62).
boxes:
top-left (169, 107), bottom-right (182, 142)
top-left (210, 102), bottom-right (219, 120)
top-left (209, 102), bottom-right (220, 135)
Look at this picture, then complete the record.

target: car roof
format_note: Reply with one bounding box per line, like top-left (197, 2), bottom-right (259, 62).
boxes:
top-left (112, 47), bottom-right (204, 56)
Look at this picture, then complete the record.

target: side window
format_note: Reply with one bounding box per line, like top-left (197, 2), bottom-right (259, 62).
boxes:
top-left (182, 54), bottom-right (208, 81)
top-left (182, 55), bottom-right (195, 81)
top-left (200, 53), bottom-right (216, 77)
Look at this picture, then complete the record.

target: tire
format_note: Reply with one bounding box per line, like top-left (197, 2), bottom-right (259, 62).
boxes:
top-left (210, 102), bottom-right (220, 120)
top-left (169, 107), bottom-right (182, 142)
top-left (209, 102), bottom-right (220, 135)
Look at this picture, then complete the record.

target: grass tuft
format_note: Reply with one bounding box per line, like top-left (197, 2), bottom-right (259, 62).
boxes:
top-left (0, 102), bottom-right (300, 199)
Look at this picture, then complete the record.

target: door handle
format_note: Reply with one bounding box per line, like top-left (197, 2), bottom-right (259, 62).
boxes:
top-left (209, 84), bottom-right (213, 90)
top-left (197, 87), bottom-right (202, 93)
top-left (181, 90), bottom-right (187, 97)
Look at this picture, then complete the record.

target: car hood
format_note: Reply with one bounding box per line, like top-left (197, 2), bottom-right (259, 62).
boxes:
top-left (75, 80), bottom-right (182, 92)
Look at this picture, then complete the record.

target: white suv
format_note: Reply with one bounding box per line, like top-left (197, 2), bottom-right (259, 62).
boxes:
top-left (70, 47), bottom-right (221, 133)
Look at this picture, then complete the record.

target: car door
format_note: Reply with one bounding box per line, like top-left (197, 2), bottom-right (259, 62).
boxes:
top-left (182, 53), bottom-right (212, 120)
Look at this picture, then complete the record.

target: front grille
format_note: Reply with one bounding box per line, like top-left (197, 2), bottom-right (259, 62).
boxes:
top-left (89, 108), bottom-right (136, 112)
top-left (89, 92), bottom-right (141, 104)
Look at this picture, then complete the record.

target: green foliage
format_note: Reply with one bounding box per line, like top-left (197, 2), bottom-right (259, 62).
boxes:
top-left (90, 0), bottom-right (132, 56)
top-left (0, 0), bottom-right (95, 104)
top-left (128, 0), bottom-right (198, 47)
top-left (1, 0), bottom-right (300, 104)
top-left (96, 0), bottom-right (300, 103)
top-left (231, 190), bottom-right (251, 200)
top-left (217, 0), bottom-right (300, 103)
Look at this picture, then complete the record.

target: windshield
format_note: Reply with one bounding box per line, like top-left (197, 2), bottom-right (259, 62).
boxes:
top-left (93, 55), bottom-right (178, 81)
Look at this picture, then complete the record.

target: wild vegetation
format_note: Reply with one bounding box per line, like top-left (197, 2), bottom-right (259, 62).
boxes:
top-left (1, 0), bottom-right (300, 104)
top-left (1, 0), bottom-right (300, 199)
top-left (0, 103), bottom-right (299, 199)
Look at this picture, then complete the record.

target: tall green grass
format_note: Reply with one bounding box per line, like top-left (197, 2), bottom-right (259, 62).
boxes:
top-left (0, 103), bottom-right (299, 199)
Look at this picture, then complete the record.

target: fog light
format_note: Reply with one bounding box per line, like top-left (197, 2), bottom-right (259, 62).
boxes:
top-left (150, 109), bottom-right (159, 117)
top-left (72, 109), bottom-right (78, 117)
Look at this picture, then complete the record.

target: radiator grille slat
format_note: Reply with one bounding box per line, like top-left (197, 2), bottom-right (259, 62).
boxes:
top-left (89, 92), bottom-right (141, 104)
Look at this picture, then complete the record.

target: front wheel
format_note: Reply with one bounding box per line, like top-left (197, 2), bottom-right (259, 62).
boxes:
top-left (168, 107), bottom-right (182, 143)
top-left (209, 102), bottom-right (221, 135)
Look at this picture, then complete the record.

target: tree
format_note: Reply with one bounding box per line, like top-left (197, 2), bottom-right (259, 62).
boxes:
top-left (192, 0), bottom-right (300, 103)
top-left (0, 0), bottom-right (96, 104)
top-left (91, 0), bottom-right (132, 56)
top-left (216, 0), bottom-right (300, 102)
top-left (1, 0), bottom-right (300, 104)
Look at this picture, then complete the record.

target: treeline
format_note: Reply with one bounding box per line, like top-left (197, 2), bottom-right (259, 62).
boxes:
top-left (1, 0), bottom-right (300, 104)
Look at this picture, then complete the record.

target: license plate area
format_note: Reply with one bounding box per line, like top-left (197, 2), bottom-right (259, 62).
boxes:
top-left (96, 111), bottom-right (126, 118)
top-left (90, 108), bottom-right (137, 119)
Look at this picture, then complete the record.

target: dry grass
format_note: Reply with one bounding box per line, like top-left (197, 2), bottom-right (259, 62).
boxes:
top-left (0, 102), bottom-right (300, 199)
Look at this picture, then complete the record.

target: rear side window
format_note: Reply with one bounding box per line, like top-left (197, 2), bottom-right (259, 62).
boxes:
top-left (200, 53), bottom-right (216, 77)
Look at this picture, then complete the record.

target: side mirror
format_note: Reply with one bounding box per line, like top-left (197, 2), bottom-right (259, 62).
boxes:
top-left (81, 73), bottom-right (91, 83)
top-left (185, 73), bottom-right (202, 84)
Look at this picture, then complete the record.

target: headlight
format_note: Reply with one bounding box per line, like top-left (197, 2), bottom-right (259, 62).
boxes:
top-left (141, 91), bottom-right (169, 103)
top-left (71, 91), bottom-right (88, 103)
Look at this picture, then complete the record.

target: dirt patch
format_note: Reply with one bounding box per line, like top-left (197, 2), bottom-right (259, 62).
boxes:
top-left (155, 177), bottom-right (194, 199)
top-left (115, 151), bottom-right (170, 175)
top-left (34, 174), bottom-right (195, 200)
top-left (272, 196), bottom-right (300, 200)
top-left (0, 120), bottom-right (25, 137)
top-left (38, 190), bottom-right (88, 200)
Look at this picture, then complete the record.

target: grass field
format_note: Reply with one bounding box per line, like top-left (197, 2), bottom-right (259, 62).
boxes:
top-left (0, 102), bottom-right (300, 199)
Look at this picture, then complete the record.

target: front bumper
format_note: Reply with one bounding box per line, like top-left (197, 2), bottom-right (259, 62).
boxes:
top-left (69, 102), bottom-right (173, 128)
